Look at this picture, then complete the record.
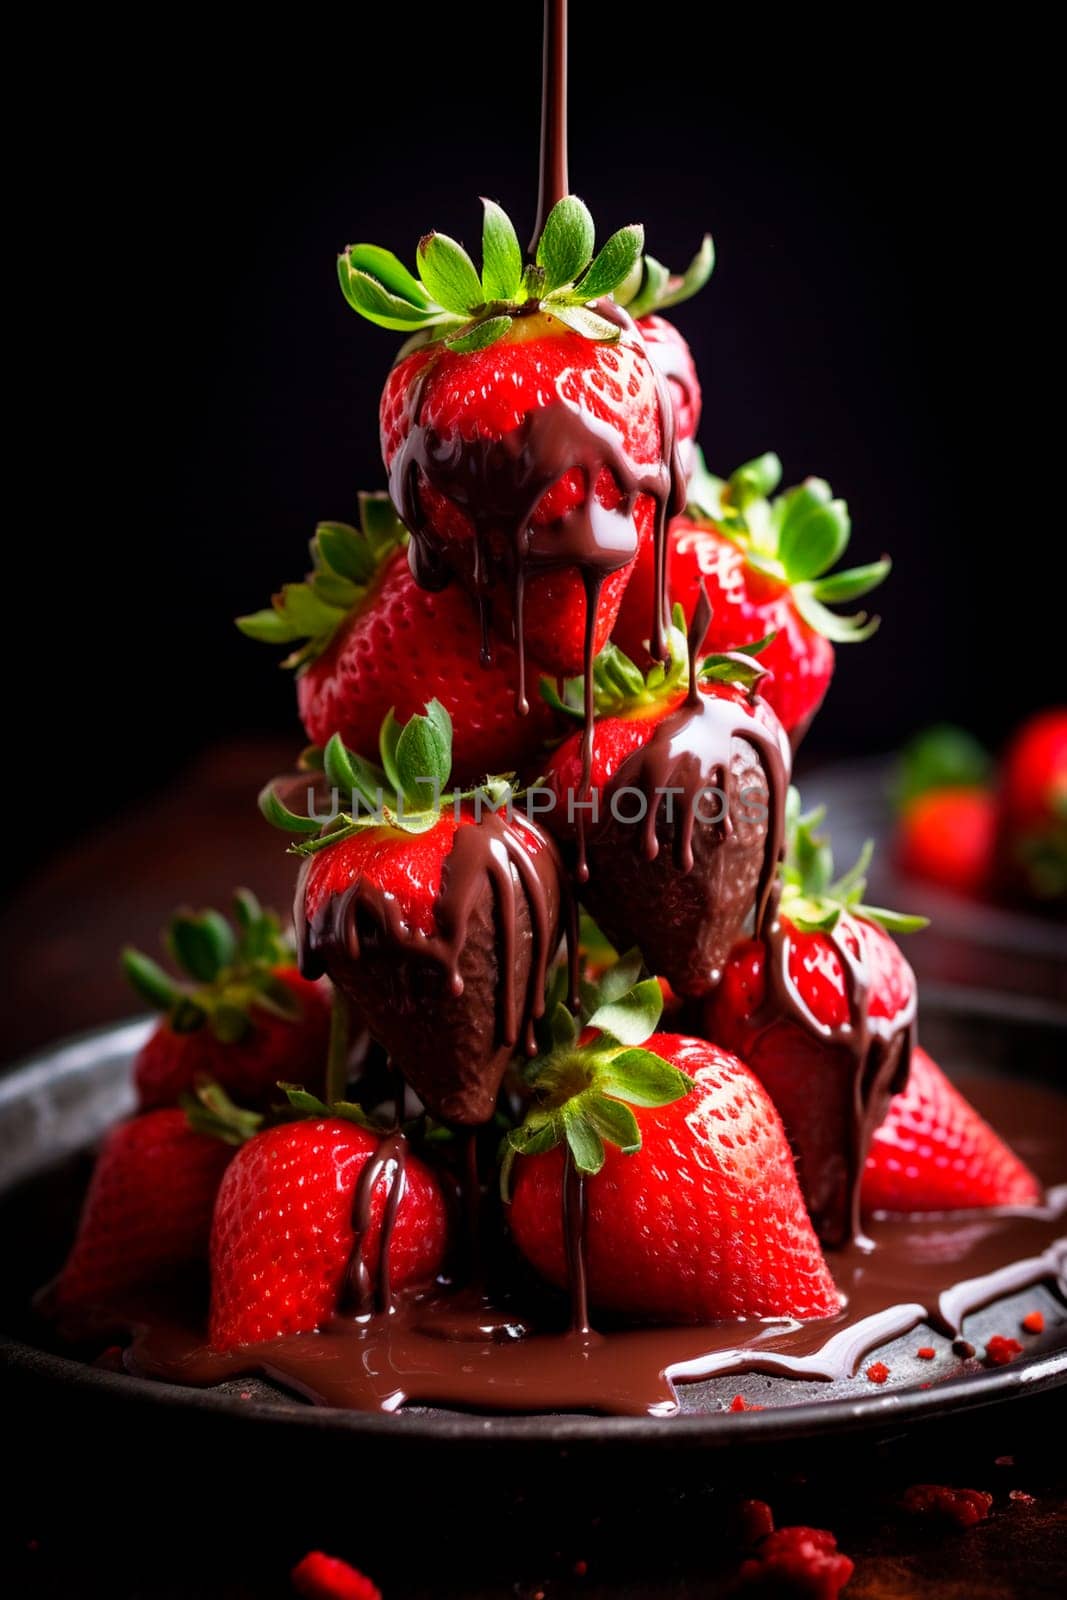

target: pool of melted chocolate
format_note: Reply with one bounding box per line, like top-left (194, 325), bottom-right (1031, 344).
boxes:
top-left (121, 1074), bottom-right (1067, 1418)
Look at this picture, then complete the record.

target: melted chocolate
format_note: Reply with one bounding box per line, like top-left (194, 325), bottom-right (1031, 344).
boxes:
top-left (125, 1077), bottom-right (1067, 1419)
top-left (750, 895), bottom-right (917, 1249)
top-left (298, 812), bottom-right (569, 1126)
top-left (529, 0), bottom-right (568, 250)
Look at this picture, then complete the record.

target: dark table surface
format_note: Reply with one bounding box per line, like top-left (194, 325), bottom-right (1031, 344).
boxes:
top-left (2, 741), bottom-right (1065, 1598)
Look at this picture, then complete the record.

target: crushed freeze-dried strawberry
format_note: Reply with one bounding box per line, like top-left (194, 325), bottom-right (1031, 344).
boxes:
top-left (735, 1499), bottom-right (776, 1547)
top-left (1021, 1311), bottom-right (1045, 1335)
top-left (901, 1485), bottom-right (993, 1528)
top-left (735, 1525), bottom-right (854, 1597)
top-left (985, 1336), bottom-right (1023, 1366)
top-left (291, 1551), bottom-right (381, 1600)
top-left (865, 1362), bottom-right (890, 1383)
top-left (729, 1394), bottom-right (764, 1412)
top-left (916, 1347), bottom-right (936, 1360)
top-left (1009, 1490), bottom-right (1035, 1505)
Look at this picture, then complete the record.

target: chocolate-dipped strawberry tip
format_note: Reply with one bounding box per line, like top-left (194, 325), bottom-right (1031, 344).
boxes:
top-left (260, 702), bottom-right (569, 1127)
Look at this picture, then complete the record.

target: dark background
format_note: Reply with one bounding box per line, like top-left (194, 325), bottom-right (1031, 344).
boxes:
top-left (8, 17), bottom-right (1061, 888)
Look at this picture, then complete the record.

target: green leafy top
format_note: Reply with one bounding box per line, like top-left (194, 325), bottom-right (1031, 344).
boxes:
top-left (122, 891), bottom-right (304, 1043)
top-left (616, 234), bottom-right (715, 319)
top-left (501, 952), bottom-right (692, 1192)
top-left (780, 790), bottom-right (928, 935)
top-left (338, 195), bottom-right (711, 356)
top-left (236, 493), bottom-right (405, 671)
top-left (893, 724), bottom-right (992, 810)
top-left (687, 449), bottom-right (890, 644)
top-left (542, 604), bottom-right (772, 722)
top-left (181, 1077), bottom-right (376, 1147)
top-left (259, 700), bottom-right (504, 852)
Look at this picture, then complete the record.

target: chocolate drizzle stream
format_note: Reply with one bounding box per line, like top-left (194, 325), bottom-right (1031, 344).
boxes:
top-left (345, 1130), bottom-right (408, 1316)
top-left (529, 0), bottom-right (568, 249)
top-left (125, 1076), bottom-right (1067, 1418)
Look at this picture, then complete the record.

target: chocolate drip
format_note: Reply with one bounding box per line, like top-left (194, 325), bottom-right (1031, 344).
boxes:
top-left (563, 1151), bottom-right (591, 1336)
top-left (529, 0), bottom-right (569, 250)
top-left (298, 812), bottom-right (567, 1126)
top-left (345, 1130), bottom-right (409, 1316)
top-left (756, 895), bottom-right (917, 1248)
top-left (126, 1077), bottom-right (1067, 1419)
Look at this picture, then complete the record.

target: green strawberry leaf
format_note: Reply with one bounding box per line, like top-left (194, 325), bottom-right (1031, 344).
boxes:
top-left (445, 315), bottom-right (513, 354)
top-left (654, 234), bottom-right (716, 311)
top-left (536, 196), bottom-right (596, 292)
top-left (562, 1101), bottom-right (606, 1175)
top-left (182, 1080), bottom-right (263, 1146)
top-left (778, 499), bottom-right (851, 583)
top-left (859, 906), bottom-right (930, 934)
top-left (569, 224), bottom-right (644, 302)
top-left (337, 261), bottom-right (449, 332)
top-left (122, 948), bottom-right (182, 1012)
top-left (729, 452), bottom-right (784, 508)
top-left (323, 734), bottom-right (387, 812)
top-left (810, 558), bottom-right (891, 604)
top-left (597, 1049), bottom-right (692, 1107)
top-left (394, 700), bottom-right (453, 810)
top-left (586, 976), bottom-right (663, 1046)
top-left (548, 303), bottom-right (622, 341)
top-left (417, 233), bottom-right (483, 317)
top-left (168, 911), bottom-right (237, 985)
top-left (343, 244), bottom-right (432, 308)
top-left (582, 1092), bottom-right (641, 1154)
top-left (793, 588), bottom-right (881, 643)
top-left (480, 199), bottom-right (523, 301)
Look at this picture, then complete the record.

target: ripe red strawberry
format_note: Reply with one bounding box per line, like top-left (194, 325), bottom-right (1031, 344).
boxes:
top-left (636, 314), bottom-right (701, 470)
top-left (897, 787), bottom-right (997, 896)
top-left (540, 612), bottom-right (791, 996)
top-left (612, 453), bottom-right (890, 738)
top-left (209, 1116), bottom-right (448, 1350)
top-left (893, 724), bottom-right (996, 895)
top-left (54, 1109), bottom-right (234, 1315)
top-left (862, 1045), bottom-right (1041, 1212)
top-left (262, 702), bottom-right (564, 1126)
top-left (338, 199), bottom-right (711, 682)
top-left (996, 707), bottom-right (1067, 905)
top-left (237, 494), bottom-right (556, 785)
top-left (705, 803), bottom-right (925, 1245)
top-left (123, 891), bottom-right (331, 1112)
top-left (505, 996), bottom-right (839, 1323)
top-left (291, 1552), bottom-right (381, 1600)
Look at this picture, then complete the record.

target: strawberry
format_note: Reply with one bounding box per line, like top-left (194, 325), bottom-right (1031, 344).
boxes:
top-left (209, 1115), bottom-right (448, 1349)
top-left (996, 707), bottom-right (1067, 905)
top-left (897, 788), bottom-right (997, 896)
top-left (54, 1108), bottom-right (236, 1315)
top-left (338, 198), bottom-right (711, 683)
top-left (261, 701), bottom-right (565, 1126)
top-left (540, 608), bottom-right (791, 996)
top-left (893, 723), bottom-right (996, 895)
top-left (734, 1525), bottom-right (854, 1598)
top-left (612, 452), bottom-right (890, 738)
top-left (862, 1045), bottom-right (1041, 1212)
top-left (291, 1552), bottom-right (381, 1600)
top-left (237, 493), bottom-right (556, 785)
top-left (705, 801), bottom-right (926, 1245)
top-left (123, 891), bottom-right (331, 1112)
top-left (504, 969), bottom-right (838, 1323)
top-left (637, 314), bottom-right (701, 470)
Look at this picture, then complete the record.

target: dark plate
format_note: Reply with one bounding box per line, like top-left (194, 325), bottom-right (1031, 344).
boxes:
top-left (1, 999), bottom-right (1065, 1456)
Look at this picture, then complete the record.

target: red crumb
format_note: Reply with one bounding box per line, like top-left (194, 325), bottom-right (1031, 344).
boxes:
top-left (985, 1336), bottom-right (1023, 1367)
top-left (291, 1551), bottom-right (381, 1600)
top-left (729, 1394), bottom-right (765, 1412)
top-left (995, 1456), bottom-right (1016, 1468)
top-left (573, 1560), bottom-right (588, 1577)
top-left (916, 1347), bottom-right (936, 1360)
top-left (1009, 1490), bottom-right (1035, 1505)
top-left (866, 1362), bottom-right (890, 1384)
top-left (239, 1390), bottom-right (252, 1400)
top-left (901, 1485), bottom-right (993, 1528)
top-left (735, 1500), bottom-right (776, 1547)
top-left (735, 1525), bottom-right (854, 1597)
top-left (1021, 1310), bottom-right (1045, 1335)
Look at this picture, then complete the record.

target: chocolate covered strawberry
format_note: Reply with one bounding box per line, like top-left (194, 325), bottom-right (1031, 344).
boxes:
top-left (996, 707), bottom-right (1067, 905)
top-left (54, 1107), bottom-right (238, 1317)
top-left (124, 891), bottom-right (331, 1111)
top-left (540, 607), bottom-right (791, 996)
top-left (613, 452), bottom-right (890, 738)
top-left (504, 971), bottom-right (838, 1323)
top-left (210, 1113), bottom-right (448, 1349)
top-left (863, 1045), bottom-right (1041, 1213)
top-left (261, 702), bottom-right (565, 1125)
top-left (238, 493), bottom-right (556, 785)
top-left (705, 803), bottom-right (926, 1245)
top-left (338, 199), bottom-right (709, 682)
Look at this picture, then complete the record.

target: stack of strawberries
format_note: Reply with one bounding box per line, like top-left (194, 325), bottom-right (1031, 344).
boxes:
top-left (54, 195), bottom-right (1042, 1352)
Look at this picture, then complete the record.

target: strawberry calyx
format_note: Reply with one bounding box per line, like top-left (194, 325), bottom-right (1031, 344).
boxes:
top-left (180, 1078), bottom-right (376, 1149)
top-left (338, 194), bottom-right (710, 355)
top-left (781, 791), bottom-right (929, 935)
top-left (617, 236), bottom-right (715, 319)
top-left (892, 723), bottom-right (992, 809)
top-left (236, 493), bottom-right (406, 670)
top-left (500, 951), bottom-right (691, 1193)
top-left (542, 605), bottom-right (772, 721)
top-left (260, 700), bottom-right (517, 853)
top-left (687, 448), bottom-right (891, 644)
top-left (122, 890), bottom-right (303, 1043)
